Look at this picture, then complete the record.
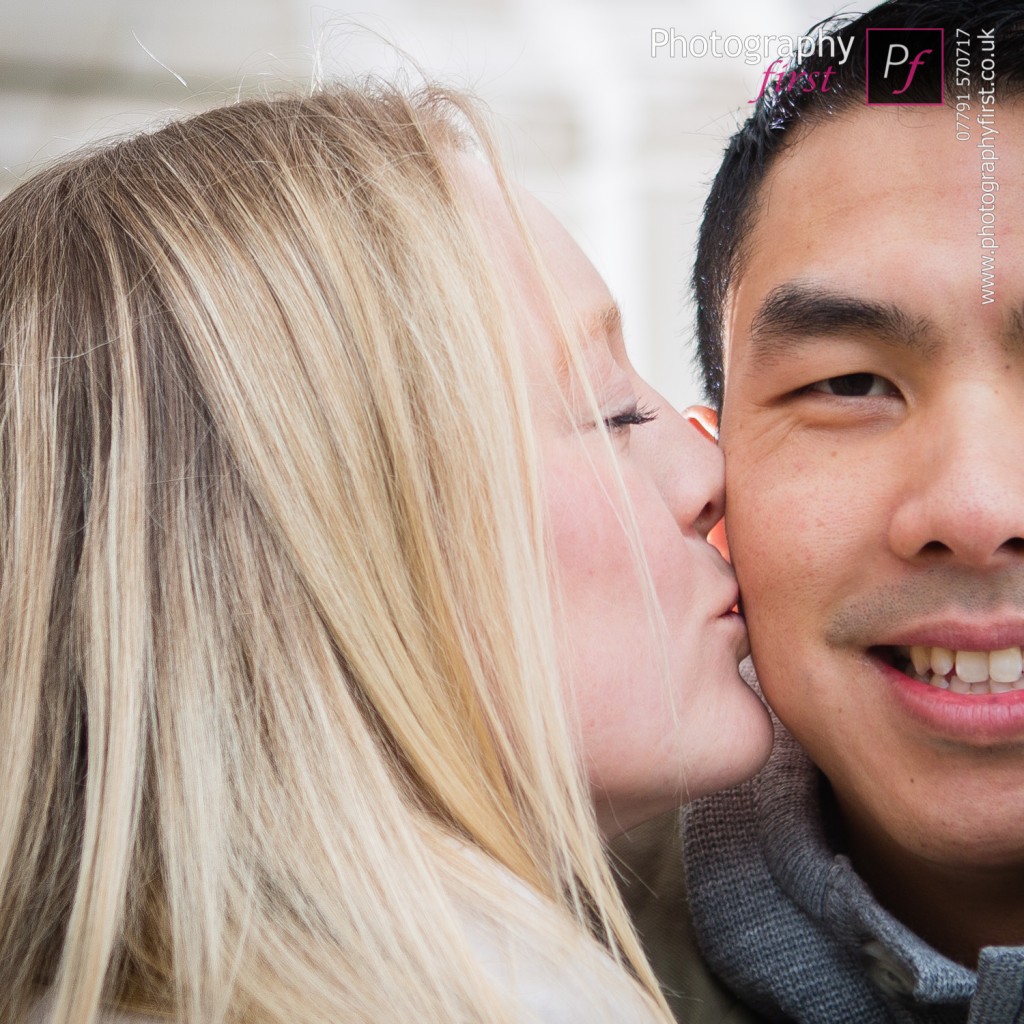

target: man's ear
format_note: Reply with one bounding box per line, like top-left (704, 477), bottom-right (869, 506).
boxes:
top-left (685, 406), bottom-right (729, 560)
top-left (685, 404), bottom-right (718, 442)
top-left (708, 518), bottom-right (731, 562)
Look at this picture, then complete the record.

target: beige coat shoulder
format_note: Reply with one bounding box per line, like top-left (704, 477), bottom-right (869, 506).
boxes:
top-left (613, 813), bottom-right (769, 1024)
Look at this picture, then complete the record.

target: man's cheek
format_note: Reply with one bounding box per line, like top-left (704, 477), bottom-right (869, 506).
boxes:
top-left (731, 450), bottom-right (877, 581)
top-left (727, 486), bottom-right (826, 587)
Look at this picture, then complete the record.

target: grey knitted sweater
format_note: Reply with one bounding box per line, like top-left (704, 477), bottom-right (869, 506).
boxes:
top-left (682, 725), bottom-right (1024, 1023)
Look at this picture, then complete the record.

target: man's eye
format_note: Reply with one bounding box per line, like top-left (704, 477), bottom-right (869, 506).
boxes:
top-left (806, 373), bottom-right (895, 397)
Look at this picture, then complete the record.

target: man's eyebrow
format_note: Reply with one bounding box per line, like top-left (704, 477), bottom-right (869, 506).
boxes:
top-left (1004, 303), bottom-right (1024, 354)
top-left (747, 283), bottom-right (937, 365)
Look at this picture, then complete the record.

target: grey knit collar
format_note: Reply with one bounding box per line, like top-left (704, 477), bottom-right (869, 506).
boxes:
top-left (683, 720), bottom-right (1024, 1023)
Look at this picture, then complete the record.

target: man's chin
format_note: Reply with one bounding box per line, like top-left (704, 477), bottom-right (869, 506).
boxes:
top-left (837, 780), bottom-right (1024, 874)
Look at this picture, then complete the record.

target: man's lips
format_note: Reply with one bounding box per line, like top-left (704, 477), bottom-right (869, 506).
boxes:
top-left (871, 651), bottom-right (1024, 744)
top-left (827, 608), bottom-right (1024, 738)
top-left (872, 620), bottom-right (1024, 652)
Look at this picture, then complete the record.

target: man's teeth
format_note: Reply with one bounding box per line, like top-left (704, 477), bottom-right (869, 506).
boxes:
top-left (902, 645), bottom-right (1024, 694)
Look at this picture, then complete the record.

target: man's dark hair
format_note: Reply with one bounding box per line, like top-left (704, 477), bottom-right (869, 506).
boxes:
top-left (694, 0), bottom-right (1024, 408)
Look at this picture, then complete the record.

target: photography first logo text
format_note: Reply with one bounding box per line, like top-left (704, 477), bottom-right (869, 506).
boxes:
top-left (650, 26), bottom-right (854, 68)
top-left (650, 26), bottom-right (853, 102)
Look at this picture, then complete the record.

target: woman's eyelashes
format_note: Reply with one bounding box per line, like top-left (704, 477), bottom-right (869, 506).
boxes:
top-left (602, 401), bottom-right (659, 435)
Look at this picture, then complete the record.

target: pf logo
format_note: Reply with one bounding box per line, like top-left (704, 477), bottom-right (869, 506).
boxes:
top-left (866, 28), bottom-right (944, 104)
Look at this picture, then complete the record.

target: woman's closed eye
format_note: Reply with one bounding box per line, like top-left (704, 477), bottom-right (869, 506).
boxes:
top-left (603, 401), bottom-right (659, 436)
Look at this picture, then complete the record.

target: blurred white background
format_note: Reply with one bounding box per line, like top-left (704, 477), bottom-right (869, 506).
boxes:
top-left (0, 0), bottom-right (846, 408)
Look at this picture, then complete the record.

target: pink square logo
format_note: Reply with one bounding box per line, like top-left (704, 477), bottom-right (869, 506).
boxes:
top-left (866, 28), bottom-right (944, 104)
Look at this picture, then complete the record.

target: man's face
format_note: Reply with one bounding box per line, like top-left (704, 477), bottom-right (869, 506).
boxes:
top-left (721, 102), bottom-right (1024, 870)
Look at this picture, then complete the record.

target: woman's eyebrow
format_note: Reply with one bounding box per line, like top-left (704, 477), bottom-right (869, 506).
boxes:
top-left (552, 301), bottom-right (623, 388)
top-left (747, 282), bottom-right (937, 367)
top-left (584, 301), bottom-right (623, 343)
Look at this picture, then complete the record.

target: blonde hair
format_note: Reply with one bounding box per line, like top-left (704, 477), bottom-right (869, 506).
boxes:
top-left (0, 84), bottom-right (671, 1023)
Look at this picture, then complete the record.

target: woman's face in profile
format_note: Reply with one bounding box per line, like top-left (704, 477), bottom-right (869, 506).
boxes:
top-left (463, 163), bottom-right (773, 836)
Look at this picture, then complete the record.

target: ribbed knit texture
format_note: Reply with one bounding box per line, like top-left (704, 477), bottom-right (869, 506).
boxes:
top-left (683, 715), bottom-right (1024, 1024)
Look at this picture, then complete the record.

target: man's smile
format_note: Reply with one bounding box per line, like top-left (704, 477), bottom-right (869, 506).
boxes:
top-left (883, 644), bottom-right (1024, 694)
top-left (861, 633), bottom-right (1024, 746)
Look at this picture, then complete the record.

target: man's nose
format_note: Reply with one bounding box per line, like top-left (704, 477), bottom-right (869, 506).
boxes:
top-left (888, 388), bottom-right (1024, 568)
